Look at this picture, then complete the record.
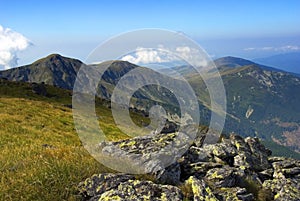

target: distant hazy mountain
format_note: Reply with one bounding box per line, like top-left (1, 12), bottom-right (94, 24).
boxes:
top-left (216, 62), bottom-right (300, 153)
top-left (1, 54), bottom-right (300, 156)
top-left (176, 56), bottom-right (300, 154)
top-left (254, 52), bottom-right (300, 74)
top-left (214, 56), bottom-right (256, 68)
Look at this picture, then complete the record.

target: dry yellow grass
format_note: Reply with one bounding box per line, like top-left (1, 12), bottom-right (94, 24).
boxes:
top-left (0, 97), bottom-right (107, 200)
top-left (0, 81), bottom-right (149, 200)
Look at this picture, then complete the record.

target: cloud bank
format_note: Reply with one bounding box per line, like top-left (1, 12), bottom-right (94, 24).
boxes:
top-left (244, 45), bottom-right (300, 52)
top-left (121, 46), bottom-right (207, 67)
top-left (121, 47), bottom-right (170, 64)
top-left (0, 25), bottom-right (31, 70)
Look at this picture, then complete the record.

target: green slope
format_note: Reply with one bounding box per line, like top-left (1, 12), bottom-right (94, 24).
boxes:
top-left (0, 79), bottom-right (151, 200)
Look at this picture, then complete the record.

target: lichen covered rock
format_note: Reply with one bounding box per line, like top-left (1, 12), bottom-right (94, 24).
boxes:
top-left (263, 178), bottom-right (300, 201)
top-left (78, 173), bottom-right (134, 199)
top-left (185, 176), bottom-right (219, 201)
top-left (97, 131), bottom-right (191, 174)
top-left (78, 131), bottom-right (300, 201)
top-left (79, 174), bottom-right (183, 201)
top-left (261, 157), bottom-right (300, 201)
top-left (214, 187), bottom-right (254, 201)
top-left (205, 166), bottom-right (237, 188)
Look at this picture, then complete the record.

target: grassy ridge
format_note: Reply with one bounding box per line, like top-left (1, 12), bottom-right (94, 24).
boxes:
top-left (0, 99), bottom-right (104, 200)
top-left (0, 80), bottom-right (141, 200)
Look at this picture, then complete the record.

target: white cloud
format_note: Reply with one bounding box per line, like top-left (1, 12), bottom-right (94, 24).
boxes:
top-left (122, 47), bottom-right (169, 64)
top-left (244, 47), bottom-right (256, 51)
top-left (279, 45), bottom-right (300, 51)
top-left (0, 25), bottom-right (31, 70)
top-left (121, 45), bottom-right (208, 67)
top-left (261, 47), bottom-right (274, 51)
top-left (244, 45), bottom-right (300, 52)
top-left (175, 46), bottom-right (192, 61)
top-left (175, 46), bottom-right (207, 66)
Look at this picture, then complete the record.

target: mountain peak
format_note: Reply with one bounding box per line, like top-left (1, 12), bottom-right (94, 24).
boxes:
top-left (214, 56), bottom-right (256, 68)
top-left (45, 53), bottom-right (64, 61)
top-left (99, 60), bottom-right (139, 67)
top-left (32, 54), bottom-right (83, 66)
top-left (0, 53), bottom-right (83, 90)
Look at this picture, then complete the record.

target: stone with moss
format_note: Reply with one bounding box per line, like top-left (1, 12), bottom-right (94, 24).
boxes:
top-left (214, 187), bottom-right (254, 201)
top-left (231, 135), bottom-right (271, 171)
top-left (205, 166), bottom-right (237, 188)
top-left (98, 131), bottom-right (192, 174)
top-left (184, 176), bottom-right (219, 201)
top-left (182, 161), bottom-right (222, 179)
top-left (79, 174), bottom-right (183, 201)
top-left (263, 178), bottom-right (300, 201)
top-left (78, 132), bottom-right (300, 201)
top-left (78, 173), bottom-right (134, 199)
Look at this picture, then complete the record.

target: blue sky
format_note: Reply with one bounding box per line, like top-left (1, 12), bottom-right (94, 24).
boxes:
top-left (1, 0), bottom-right (300, 66)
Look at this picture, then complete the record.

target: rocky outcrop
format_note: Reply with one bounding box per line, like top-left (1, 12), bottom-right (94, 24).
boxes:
top-left (78, 173), bottom-right (183, 201)
top-left (78, 131), bottom-right (300, 201)
top-left (262, 157), bottom-right (300, 201)
top-left (96, 125), bottom-right (200, 174)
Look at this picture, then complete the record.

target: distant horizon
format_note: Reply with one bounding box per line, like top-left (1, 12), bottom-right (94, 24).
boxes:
top-left (11, 51), bottom-right (299, 65)
top-left (3, 51), bottom-right (299, 76)
top-left (14, 34), bottom-right (300, 68)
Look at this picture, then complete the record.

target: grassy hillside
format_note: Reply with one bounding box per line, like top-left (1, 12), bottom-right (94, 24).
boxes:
top-left (0, 79), bottom-right (149, 200)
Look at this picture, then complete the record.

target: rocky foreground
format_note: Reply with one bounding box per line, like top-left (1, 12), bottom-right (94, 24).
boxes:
top-left (78, 129), bottom-right (300, 201)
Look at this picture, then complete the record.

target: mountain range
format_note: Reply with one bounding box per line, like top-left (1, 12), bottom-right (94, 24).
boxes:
top-left (1, 54), bottom-right (299, 157)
